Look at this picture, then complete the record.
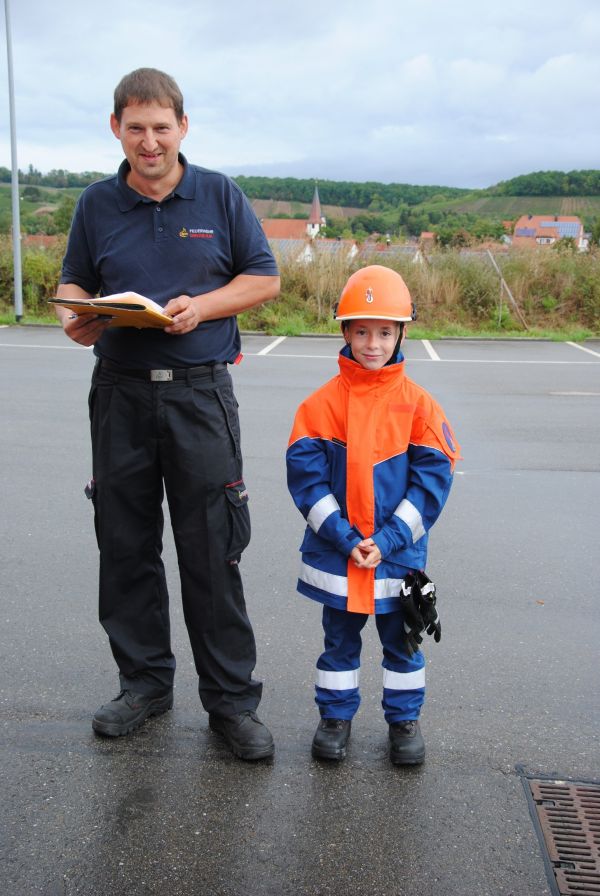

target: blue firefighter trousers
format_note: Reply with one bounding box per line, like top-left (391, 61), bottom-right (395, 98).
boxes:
top-left (315, 605), bottom-right (426, 723)
top-left (88, 359), bottom-right (263, 717)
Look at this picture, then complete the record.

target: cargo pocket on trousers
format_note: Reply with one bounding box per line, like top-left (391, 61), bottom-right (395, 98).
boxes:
top-left (224, 479), bottom-right (251, 564)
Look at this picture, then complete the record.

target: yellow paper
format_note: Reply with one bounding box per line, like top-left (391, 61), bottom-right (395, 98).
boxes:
top-left (50, 292), bottom-right (173, 329)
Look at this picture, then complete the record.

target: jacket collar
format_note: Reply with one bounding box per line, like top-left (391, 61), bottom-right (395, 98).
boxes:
top-left (338, 343), bottom-right (405, 394)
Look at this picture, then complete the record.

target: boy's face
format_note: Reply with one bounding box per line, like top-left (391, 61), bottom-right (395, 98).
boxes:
top-left (343, 319), bottom-right (401, 370)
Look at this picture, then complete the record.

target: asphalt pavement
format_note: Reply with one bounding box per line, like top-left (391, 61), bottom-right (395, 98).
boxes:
top-left (1, 327), bottom-right (599, 896)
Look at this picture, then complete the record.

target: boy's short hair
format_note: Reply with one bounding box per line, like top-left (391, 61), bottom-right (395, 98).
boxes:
top-left (113, 68), bottom-right (185, 122)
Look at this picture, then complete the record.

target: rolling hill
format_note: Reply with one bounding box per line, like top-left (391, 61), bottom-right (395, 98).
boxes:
top-left (4, 167), bottom-right (600, 238)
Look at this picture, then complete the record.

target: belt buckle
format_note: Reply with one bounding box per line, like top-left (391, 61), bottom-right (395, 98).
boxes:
top-left (150, 369), bottom-right (173, 382)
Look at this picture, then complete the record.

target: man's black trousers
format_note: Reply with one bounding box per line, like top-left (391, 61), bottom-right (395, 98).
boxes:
top-left (88, 360), bottom-right (263, 717)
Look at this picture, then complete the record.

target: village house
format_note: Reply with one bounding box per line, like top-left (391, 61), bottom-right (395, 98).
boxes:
top-left (359, 240), bottom-right (419, 262)
top-left (511, 214), bottom-right (588, 250)
top-left (260, 184), bottom-right (326, 241)
top-left (269, 236), bottom-right (358, 265)
top-left (261, 184), bottom-right (360, 264)
top-left (21, 234), bottom-right (61, 249)
top-left (259, 219), bottom-right (309, 241)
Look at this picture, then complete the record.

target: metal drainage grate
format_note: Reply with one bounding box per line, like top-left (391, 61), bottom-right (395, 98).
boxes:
top-left (522, 776), bottom-right (600, 895)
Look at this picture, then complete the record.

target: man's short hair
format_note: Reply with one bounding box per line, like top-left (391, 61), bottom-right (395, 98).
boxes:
top-left (113, 68), bottom-right (184, 122)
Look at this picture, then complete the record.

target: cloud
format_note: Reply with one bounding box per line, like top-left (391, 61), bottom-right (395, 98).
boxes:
top-left (1, 0), bottom-right (599, 187)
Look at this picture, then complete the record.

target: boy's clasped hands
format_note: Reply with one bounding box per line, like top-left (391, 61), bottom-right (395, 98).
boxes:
top-left (351, 538), bottom-right (382, 568)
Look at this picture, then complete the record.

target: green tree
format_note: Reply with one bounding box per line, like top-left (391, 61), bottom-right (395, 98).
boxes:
top-left (53, 195), bottom-right (77, 233)
top-left (552, 236), bottom-right (577, 253)
top-left (590, 218), bottom-right (600, 246)
top-left (22, 186), bottom-right (42, 201)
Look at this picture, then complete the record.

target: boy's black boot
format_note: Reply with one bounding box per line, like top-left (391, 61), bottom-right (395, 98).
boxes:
top-left (312, 718), bottom-right (351, 760)
top-left (389, 719), bottom-right (425, 765)
top-left (92, 688), bottom-right (173, 737)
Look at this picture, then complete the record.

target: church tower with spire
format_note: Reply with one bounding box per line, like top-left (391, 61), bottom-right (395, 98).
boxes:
top-left (307, 183), bottom-right (326, 238)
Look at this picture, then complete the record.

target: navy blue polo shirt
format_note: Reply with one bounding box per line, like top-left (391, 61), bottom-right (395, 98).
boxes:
top-left (60, 155), bottom-right (278, 368)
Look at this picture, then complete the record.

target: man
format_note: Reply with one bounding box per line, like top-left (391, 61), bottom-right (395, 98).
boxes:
top-left (56, 68), bottom-right (280, 760)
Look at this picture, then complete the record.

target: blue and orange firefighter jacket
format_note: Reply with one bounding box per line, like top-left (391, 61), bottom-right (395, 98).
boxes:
top-left (286, 345), bottom-right (461, 616)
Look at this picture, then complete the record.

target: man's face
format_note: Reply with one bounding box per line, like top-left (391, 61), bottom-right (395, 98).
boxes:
top-left (110, 101), bottom-right (188, 186)
top-left (344, 319), bottom-right (401, 370)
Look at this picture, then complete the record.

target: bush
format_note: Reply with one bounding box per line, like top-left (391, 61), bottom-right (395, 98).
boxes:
top-left (501, 247), bottom-right (600, 330)
top-left (0, 235), bottom-right (66, 314)
top-left (0, 236), bottom-right (14, 305)
top-left (0, 236), bottom-right (599, 334)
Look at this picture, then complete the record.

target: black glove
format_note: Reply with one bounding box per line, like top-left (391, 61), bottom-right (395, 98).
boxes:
top-left (399, 571), bottom-right (441, 657)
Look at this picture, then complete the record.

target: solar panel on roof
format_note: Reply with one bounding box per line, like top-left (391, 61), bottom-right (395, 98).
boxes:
top-left (558, 223), bottom-right (580, 238)
top-left (516, 228), bottom-right (536, 237)
top-left (540, 221), bottom-right (580, 238)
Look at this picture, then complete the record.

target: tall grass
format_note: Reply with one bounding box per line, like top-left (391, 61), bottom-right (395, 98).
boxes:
top-left (240, 248), bottom-right (352, 334)
top-left (1, 235), bottom-right (598, 335)
top-left (0, 235), bottom-right (67, 319)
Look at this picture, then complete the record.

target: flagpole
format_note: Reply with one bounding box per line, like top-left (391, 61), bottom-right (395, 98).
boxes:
top-left (4, 0), bottom-right (23, 321)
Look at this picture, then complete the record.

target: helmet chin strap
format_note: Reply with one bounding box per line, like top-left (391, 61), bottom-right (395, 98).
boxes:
top-left (388, 326), bottom-right (404, 364)
top-left (384, 323), bottom-right (405, 365)
top-left (341, 330), bottom-right (356, 362)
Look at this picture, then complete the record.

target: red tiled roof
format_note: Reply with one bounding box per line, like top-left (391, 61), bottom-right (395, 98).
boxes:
top-left (22, 234), bottom-right (61, 249)
top-left (261, 219), bottom-right (308, 239)
top-left (512, 214), bottom-right (583, 245)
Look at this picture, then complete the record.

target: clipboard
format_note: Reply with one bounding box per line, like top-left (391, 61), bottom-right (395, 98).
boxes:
top-left (50, 292), bottom-right (173, 329)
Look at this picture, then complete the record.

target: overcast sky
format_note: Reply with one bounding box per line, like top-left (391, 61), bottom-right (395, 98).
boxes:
top-left (1, 0), bottom-right (599, 189)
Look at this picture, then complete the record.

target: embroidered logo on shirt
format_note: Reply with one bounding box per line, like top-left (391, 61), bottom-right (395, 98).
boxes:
top-left (189, 228), bottom-right (214, 239)
top-left (179, 228), bottom-right (189, 238)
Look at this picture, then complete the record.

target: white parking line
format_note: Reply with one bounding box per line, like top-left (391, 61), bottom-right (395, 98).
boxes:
top-left (257, 335), bottom-right (287, 355)
top-left (246, 353), bottom-right (598, 365)
top-left (0, 342), bottom-right (91, 350)
top-left (567, 341), bottom-right (600, 358)
top-left (422, 339), bottom-right (441, 361)
top-left (1, 340), bottom-right (599, 365)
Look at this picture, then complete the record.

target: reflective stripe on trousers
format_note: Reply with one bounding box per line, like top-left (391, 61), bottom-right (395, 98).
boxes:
top-left (315, 604), bottom-right (425, 722)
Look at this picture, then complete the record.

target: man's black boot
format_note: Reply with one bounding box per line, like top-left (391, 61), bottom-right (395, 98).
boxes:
top-left (389, 719), bottom-right (425, 765)
top-left (92, 689), bottom-right (173, 737)
top-left (209, 710), bottom-right (274, 760)
top-left (311, 718), bottom-right (351, 760)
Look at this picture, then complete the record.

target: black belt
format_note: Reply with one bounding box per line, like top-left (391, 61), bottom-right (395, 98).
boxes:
top-left (98, 359), bottom-right (227, 382)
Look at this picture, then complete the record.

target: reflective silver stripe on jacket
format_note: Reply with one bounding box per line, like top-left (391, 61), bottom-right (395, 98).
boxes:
top-left (393, 498), bottom-right (426, 542)
top-left (383, 668), bottom-right (426, 690)
top-left (316, 668), bottom-right (360, 690)
top-left (299, 562), bottom-right (405, 603)
top-left (300, 561), bottom-right (347, 596)
top-left (375, 576), bottom-right (406, 599)
top-left (307, 493), bottom-right (341, 534)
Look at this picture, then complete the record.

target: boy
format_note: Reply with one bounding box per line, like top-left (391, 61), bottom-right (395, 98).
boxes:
top-left (286, 265), bottom-right (460, 764)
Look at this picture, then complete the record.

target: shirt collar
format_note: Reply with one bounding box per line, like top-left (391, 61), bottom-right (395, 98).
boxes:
top-left (116, 153), bottom-right (195, 211)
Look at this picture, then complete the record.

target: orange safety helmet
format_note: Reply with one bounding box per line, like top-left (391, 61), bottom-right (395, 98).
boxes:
top-left (335, 265), bottom-right (416, 322)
